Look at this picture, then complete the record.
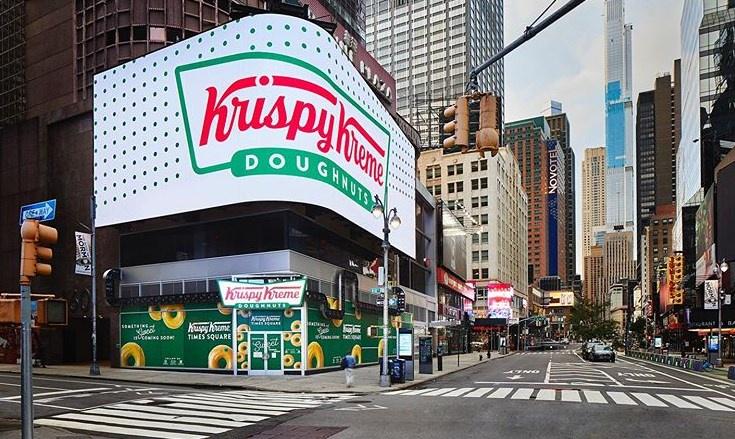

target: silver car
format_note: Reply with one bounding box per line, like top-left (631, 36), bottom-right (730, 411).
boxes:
top-left (589, 344), bottom-right (616, 362)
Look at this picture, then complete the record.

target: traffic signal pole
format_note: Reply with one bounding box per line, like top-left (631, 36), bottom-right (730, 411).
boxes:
top-left (90, 196), bottom-right (100, 376)
top-left (19, 281), bottom-right (33, 439)
top-left (467, 0), bottom-right (587, 92)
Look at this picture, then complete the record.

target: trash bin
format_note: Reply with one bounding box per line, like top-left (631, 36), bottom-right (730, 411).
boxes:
top-left (390, 358), bottom-right (406, 384)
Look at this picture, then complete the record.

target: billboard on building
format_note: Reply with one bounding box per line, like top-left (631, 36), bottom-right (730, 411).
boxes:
top-left (548, 290), bottom-right (575, 307)
top-left (93, 14), bottom-right (416, 257)
top-left (439, 202), bottom-right (467, 280)
top-left (486, 282), bottom-right (513, 319)
top-left (695, 186), bottom-right (715, 285)
top-left (547, 140), bottom-right (560, 276)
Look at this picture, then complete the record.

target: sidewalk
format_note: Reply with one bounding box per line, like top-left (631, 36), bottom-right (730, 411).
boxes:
top-left (0, 351), bottom-right (513, 395)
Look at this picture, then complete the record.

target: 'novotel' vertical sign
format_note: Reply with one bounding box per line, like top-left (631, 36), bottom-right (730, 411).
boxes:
top-left (547, 140), bottom-right (559, 276)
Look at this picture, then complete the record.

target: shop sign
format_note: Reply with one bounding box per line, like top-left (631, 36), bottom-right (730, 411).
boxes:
top-left (437, 267), bottom-right (475, 300)
top-left (217, 279), bottom-right (306, 309)
top-left (94, 14), bottom-right (415, 258)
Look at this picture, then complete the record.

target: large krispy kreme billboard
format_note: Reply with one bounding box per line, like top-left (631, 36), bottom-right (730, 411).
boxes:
top-left (94, 14), bottom-right (415, 257)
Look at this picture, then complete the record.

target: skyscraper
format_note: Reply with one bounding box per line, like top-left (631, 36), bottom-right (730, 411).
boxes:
top-left (582, 147), bottom-right (607, 257)
top-left (506, 117), bottom-right (567, 285)
top-left (365, 0), bottom-right (504, 149)
top-left (546, 109), bottom-right (576, 285)
top-left (604, 0), bottom-right (635, 230)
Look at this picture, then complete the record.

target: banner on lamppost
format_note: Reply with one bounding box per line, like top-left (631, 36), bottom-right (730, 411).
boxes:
top-left (74, 232), bottom-right (92, 276)
top-left (704, 280), bottom-right (719, 310)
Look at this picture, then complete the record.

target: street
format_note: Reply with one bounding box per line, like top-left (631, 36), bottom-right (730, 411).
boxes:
top-left (2, 347), bottom-right (734, 438)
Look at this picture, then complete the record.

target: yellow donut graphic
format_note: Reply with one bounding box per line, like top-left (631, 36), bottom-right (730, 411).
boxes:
top-left (284, 308), bottom-right (294, 318)
top-left (291, 333), bottom-right (302, 347)
top-left (293, 361), bottom-right (302, 369)
top-left (161, 304), bottom-right (186, 330)
top-left (147, 305), bottom-right (162, 321)
top-left (378, 338), bottom-right (385, 359)
top-left (208, 345), bottom-right (233, 369)
top-left (238, 342), bottom-right (248, 354)
top-left (283, 332), bottom-right (292, 341)
top-left (237, 351), bottom-right (246, 363)
top-left (217, 302), bottom-right (233, 315)
top-left (236, 324), bottom-right (251, 342)
top-left (290, 320), bottom-right (301, 332)
top-left (240, 361), bottom-right (248, 370)
top-left (307, 341), bottom-right (324, 369)
top-left (283, 354), bottom-right (295, 367)
top-left (354, 308), bottom-right (362, 320)
top-left (326, 297), bottom-right (343, 327)
top-left (351, 345), bottom-right (362, 364)
top-left (120, 342), bottom-right (145, 367)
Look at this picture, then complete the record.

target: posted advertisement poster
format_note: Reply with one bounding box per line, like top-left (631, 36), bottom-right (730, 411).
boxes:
top-left (74, 232), bottom-right (92, 276)
top-left (704, 280), bottom-right (719, 310)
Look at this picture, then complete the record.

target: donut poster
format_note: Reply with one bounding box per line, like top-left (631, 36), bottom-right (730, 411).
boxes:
top-left (120, 303), bottom-right (234, 369)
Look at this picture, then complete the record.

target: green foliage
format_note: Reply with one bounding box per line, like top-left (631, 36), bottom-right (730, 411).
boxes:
top-left (569, 297), bottom-right (620, 341)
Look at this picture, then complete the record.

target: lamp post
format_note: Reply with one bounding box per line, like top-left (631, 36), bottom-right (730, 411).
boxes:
top-left (714, 259), bottom-right (730, 367)
top-left (371, 194), bottom-right (401, 388)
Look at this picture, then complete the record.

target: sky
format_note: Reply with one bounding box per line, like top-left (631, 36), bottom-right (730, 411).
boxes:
top-left (503, 0), bottom-right (684, 275)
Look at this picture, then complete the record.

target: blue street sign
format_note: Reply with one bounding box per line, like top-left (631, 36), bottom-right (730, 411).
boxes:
top-left (19, 199), bottom-right (57, 225)
top-left (370, 287), bottom-right (384, 295)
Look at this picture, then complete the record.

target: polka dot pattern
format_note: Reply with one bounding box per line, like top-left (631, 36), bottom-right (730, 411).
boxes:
top-left (92, 14), bottom-right (416, 256)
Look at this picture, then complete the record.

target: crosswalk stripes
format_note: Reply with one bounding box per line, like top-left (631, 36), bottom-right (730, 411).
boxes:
top-left (34, 390), bottom-right (352, 439)
top-left (382, 387), bottom-right (735, 412)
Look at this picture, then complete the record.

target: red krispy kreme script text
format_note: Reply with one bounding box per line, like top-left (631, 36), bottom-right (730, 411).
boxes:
top-left (224, 285), bottom-right (301, 303)
top-left (197, 75), bottom-right (386, 185)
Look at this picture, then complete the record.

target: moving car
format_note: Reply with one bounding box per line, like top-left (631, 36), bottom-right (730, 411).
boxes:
top-left (589, 344), bottom-right (616, 362)
top-left (581, 341), bottom-right (603, 359)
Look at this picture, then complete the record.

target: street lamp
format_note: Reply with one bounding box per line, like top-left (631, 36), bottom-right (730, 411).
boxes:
top-left (713, 259), bottom-right (731, 367)
top-left (371, 194), bottom-right (401, 388)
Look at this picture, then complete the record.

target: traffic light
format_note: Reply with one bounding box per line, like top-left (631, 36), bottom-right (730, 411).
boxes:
top-left (103, 268), bottom-right (121, 303)
top-left (476, 94), bottom-right (501, 158)
top-left (442, 96), bottom-right (470, 151)
top-left (20, 220), bottom-right (57, 284)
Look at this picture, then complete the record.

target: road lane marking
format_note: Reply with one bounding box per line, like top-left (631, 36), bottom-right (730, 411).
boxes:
top-left (709, 397), bottom-right (735, 409)
top-left (1, 387), bottom-right (110, 400)
top-left (511, 388), bottom-right (534, 400)
top-left (618, 357), bottom-right (735, 399)
top-left (402, 388), bottom-right (438, 396)
top-left (463, 388), bottom-right (494, 398)
top-left (382, 389), bottom-right (412, 395)
top-left (86, 408), bottom-right (252, 428)
top-left (111, 403), bottom-right (269, 422)
top-left (544, 361), bottom-right (551, 383)
top-left (681, 396), bottom-right (734, 411)
top-left (442, 388), bottom-right (475, 397)
top-left (487, 388), bottom-right (514, 399)
top-left (186, 393), bottom-right (319, 408)
top-left (631, 393), bottom-right (667, 407)
top-left (33, 418), bottom-right (207, 439)
top-left (535, 389), bottom-right (556, 401)
top-left (155, 396), bottom-right (296, 412)
top-left (0, 382), bottom-right (63, 390)
top-left (561, 390), bottom-right (581, 402)
top-left (423, 388), bottom-right (457, 396)
top-left (0, 399), bottom-right (80, 410)
top-left (582, 390), bottom-right (607, 403)
top-left (53, 413), bottom-right (228, 435)
top-left (163, 402), bottom-right (287, 416)
top-left (608, 392), bottom-right (637, 405)
top-left (657, 394), bottom-right (702, 409)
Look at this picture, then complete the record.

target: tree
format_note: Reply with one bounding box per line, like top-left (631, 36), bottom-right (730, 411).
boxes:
top-left (630, 316), bottom-right (646, 347)
top-left (569, 298), bottom-right (620, 341)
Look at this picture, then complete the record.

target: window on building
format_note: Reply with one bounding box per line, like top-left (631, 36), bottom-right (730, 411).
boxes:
top-left (456, 164), bottom-right (463, 175)
top-left (471, 197), bottom-right (479, 208)
top-left (471, 179), bottom-right (479, 190)
top-left (472, 268), bottom-right (480, 279)
top-left (472, 251), bottom-right (480, 262)
top-left (481, 268), bottom-right (489, 278)
top-left (448, 183), bottom-right (455, 194)
top-left (471, 161), bottom-right (479, 172)
top-left (472, 234), bottom-right (480, 244)
top-left (456, 182), bottom-right (464, 193)
top-left (480, 160), bottom-right (488, 171)
top-left (426, 165), bottom-right (441, 179)
top-left (480, 196), bottom-right (488, 207)
top-left (447, 165), bottom-right (455, 176)
top-left (481, 214), bottom-right (488, 225)
top-left (481, 250), bottom-right (489, 261)
top-left (480, 178), bottom-right (488, 189)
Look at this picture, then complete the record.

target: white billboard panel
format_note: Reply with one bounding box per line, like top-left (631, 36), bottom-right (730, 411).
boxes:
top-left (94, 14), bottom-right (415, 257)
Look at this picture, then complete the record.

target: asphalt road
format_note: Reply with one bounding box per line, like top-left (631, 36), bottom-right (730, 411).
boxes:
top-left (2, 347), bottom-right (734, 438)
top-left (284, 346), bottom-right (735, 439)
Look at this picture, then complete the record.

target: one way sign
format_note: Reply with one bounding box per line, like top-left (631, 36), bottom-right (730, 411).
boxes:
top-left (19, 199), bottom-right (57, 225)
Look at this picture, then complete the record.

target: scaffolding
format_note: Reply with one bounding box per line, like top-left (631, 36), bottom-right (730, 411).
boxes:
top-left (0, 0), bottom-right (25, 127)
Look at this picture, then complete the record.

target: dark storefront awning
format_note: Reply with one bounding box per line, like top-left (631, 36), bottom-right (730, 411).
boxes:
top-left (687, 308), bottom-right (735, 330)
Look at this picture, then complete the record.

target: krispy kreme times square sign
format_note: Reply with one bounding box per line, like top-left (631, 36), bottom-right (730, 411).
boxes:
top-left (218, 279), bottom-right (306, 309)
top-left (93, 14), bottom-right (415, 257)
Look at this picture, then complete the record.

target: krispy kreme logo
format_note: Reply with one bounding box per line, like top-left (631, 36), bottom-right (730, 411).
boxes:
top-left (217, 279), bottom-right (306, 308)
top-left (176, 53), bottom-right (392, 211)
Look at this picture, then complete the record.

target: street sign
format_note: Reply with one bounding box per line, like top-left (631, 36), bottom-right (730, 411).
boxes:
top-left (19, 199), bottom-right (57, 225)
top-left (370, 287), bottom-right (384, 295)
top-left (387, 281), bottom-right (398, 287)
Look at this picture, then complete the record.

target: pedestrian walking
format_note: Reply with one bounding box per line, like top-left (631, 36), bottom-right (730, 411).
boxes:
top-left (341, 352), bottom-right (356, 388)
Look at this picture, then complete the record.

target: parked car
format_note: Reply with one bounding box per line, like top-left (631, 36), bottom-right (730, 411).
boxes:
top-left (589, 344), bottom-right (616, 362)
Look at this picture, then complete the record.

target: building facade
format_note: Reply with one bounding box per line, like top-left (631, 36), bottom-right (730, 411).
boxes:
top-left (604, 0), bottom-right (635, 231)
top-left (602, 230), bottom-right (636, 301)
top-left (0, 0), bottom-right (429, 372)
top-left (365, 0), bottom-right (504, 150)
top-left (582, 147), bottom-right (606, 257)
top-left (546, 110), bottom-right (576, 286)
top-left (417, 148), bottom-right (528, 297)
top-left (505, 117), bottom-right (566, 286)
top-left (584, 245), bottom-right (605, 305)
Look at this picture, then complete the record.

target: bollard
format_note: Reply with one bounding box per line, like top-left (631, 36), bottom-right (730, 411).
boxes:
top-left (479, 354), bottom-right (483, 361)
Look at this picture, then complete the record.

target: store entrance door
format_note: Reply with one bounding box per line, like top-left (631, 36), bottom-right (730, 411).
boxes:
top-left (248, 332), bottom-right (283, 375)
